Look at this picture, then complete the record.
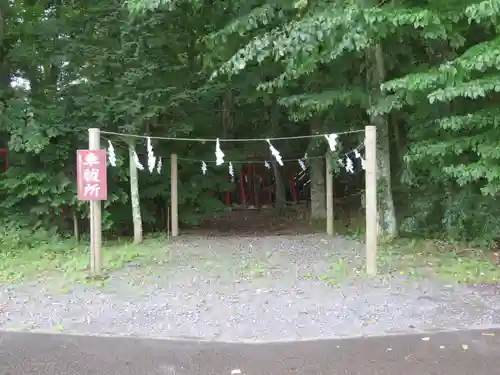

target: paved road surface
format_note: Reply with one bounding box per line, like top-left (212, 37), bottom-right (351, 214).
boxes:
top-left (1, 329), bottom-right (500, 374)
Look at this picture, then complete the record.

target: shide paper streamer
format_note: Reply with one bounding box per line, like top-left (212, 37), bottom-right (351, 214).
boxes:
top-left (105, 131), bottom-right (365, 176)
top-left (146, 137), bottom-right (156, 173)
top-left (298, 159), bottom-right (306, 171)
top-left (107, 140), bottom-right (116, 167)
top-left (156, 157), bottom-right (162, 174)
top-left (133, 150), bottom-right (144, 170)
top-left (215, 138), bottom-right (225, 166)
top-left (267, 139), bottom-right (283, 166)
top-left (354, 149), bottom-right (366, 170)
top-left (134, 152), bottom-right (144, 170)
top-left (324, 134), bottom-right (338, 152)
top-left (345, 156), bottom-right (354, 174)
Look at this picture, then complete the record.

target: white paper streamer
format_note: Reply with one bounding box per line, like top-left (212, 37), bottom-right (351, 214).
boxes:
top-left (156, 157), bottom-right (162, 174)
top-left (107, 140), bottom-right (116, 167)
top-left (345, 156), bottom-right (354, 173)
top-left (266, 139), bottom-right (283, 166)
top-left (324, 134), bottom-right (338, 151)
top-left (264, 161), bottom-right (271, 169)
top-left (304, 152), bottom-right (308, 160)
top-left (146, 137), bottom-right (156, 173)
top-left (201, 161), bottom-right (207, 175)
top-left (354, 149), bottom-right (366, 170)
top-left (298, 159), bottom-right (306, 171)
top-left (228, 162), bottom-right (234, 177)
top-left (215, 138), bottom-right (225, 166)
top-left (133, 151), bottom-right (144, 170)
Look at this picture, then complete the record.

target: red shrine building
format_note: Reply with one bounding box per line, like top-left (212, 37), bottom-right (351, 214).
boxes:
top-left (0, 147), bottom-right (8, 172)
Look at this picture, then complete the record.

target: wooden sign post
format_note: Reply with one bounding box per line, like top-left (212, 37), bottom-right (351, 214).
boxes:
top-left (171, 153), bottom-right (179, 236)
top-left (326, 151), bottom-right (334, 235)
top-left (365, 125), bottom-right (377, 275)
top-left (77, 128), bottom-right (105, 276)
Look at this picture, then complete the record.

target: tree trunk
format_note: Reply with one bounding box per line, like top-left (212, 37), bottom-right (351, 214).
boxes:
top-left (128, 144), bottom-right (143, 244)
top-left (73, 210), bottom-right (79, 244)
top-left (0, 1), bottom-right (11, 114)
top-left (222, 91), bottom-right (233, 137)
top-left (272, 161), bottom-right (286, 214)
top-left (309, 118), bottom-right (326, 219)
top-left (369, 44), bottom-right (397, 238)
top-left (309, 157), bottom-right (326, 219)
top-left (270, 99), bottom-right (287, 214)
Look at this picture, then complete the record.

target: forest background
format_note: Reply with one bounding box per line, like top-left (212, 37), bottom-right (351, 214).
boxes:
top-left (1, 0), bottom-right (500, 281)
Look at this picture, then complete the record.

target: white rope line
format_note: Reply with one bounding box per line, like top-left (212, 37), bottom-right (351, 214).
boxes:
top-left (177, 155), bottom-right (324, 163)
top-left (103, 135), bottom-right (364, 164)
top-left (176, 144), bottom-right (364, 164)
top-left (99, 128), bottom-right (364, 142)
top-left (101, 132), bottom-right (366, 175)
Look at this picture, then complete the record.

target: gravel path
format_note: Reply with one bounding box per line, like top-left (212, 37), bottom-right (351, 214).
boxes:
top-left (1, 235), bottom-right (500, 341)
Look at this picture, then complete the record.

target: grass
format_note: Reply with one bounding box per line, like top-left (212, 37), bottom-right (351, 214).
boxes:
top-left (304, 213), bottom-right (500, 285)
top-left (0, 235), bottom-right (168, 285)
top-left (378, 239), bottom-right (500, 284)
top-left (2, 216), bottom-right (499, 288)
top-left (238, 259), bottom-right (272, 279)
top-left (335, 212), bottom-right (500, 284)
top-left (307, 240), bottom-right (500, 286)
top-left (312, 259), bottom-right (363, 286)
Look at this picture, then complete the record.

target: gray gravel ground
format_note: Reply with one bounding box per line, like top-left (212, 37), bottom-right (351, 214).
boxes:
top-left (1, 235), bottom-right (500, 341)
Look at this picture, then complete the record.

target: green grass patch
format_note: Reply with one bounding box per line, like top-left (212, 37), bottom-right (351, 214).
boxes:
top-left (309, 239), bottom-right (500, 286)
top-left (238, 259), bottom-right (272, 279)
top-left (316, 258), bottom-right (364, 286)
top-left (379, 239), bottom-right (500, 284)
top-left (0, 235), bottom-right (168, 285)
top-left (326, 211), bottom-right (500, 284)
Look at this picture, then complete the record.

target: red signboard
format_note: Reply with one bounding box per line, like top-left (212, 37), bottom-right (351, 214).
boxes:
top-left (77, 150), bottom-right (108, 201)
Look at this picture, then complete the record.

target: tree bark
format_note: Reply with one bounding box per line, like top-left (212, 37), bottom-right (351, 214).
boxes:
top-left (272, 161), bottom-right (286, 214)
top-left (128, 144), bottom-right (143, 244)
top-left (0, 1), bottom-right (12, 114)
top-left (309, 118), bottom-right (326, 219)
top-left (369, 43), bottom-right (397, 238)
top-left (270, 99), bottom-right (287, 214)
top-left (309, 158), bottom-right (326, 219)
top-left (73, 211), bottom-right (79, 244)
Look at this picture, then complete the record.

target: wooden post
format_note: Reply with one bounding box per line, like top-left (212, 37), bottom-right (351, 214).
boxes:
top-left (326, 152), bottom-right (334, 235)
top-left (128, 143), bottom-right (143, 244)
top-left (88, 128), bottom-right (101, 275)
top-left (365, 125), bottom-right (377, 275)
top-left (171, 153), bottom-right (179, 236)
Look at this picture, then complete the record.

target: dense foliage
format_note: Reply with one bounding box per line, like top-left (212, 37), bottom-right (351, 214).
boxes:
top-left (2, 0), bottom-right (500, 246)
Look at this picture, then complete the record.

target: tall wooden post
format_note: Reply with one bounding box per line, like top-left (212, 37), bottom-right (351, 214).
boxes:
top-left (88, 128), bottom-right (102, 275)
top-left (365, 125), bottom-right (377, 275)
top-left (128, 143), bottom-right (143, 244)
top-left (171, 153), bottom-right (179, 236)
top-left (326, 152), bottom-right (334, 235)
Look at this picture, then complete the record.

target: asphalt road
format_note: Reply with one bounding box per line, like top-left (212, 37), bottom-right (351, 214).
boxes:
top-left (1, 329), bottom-right (500, 375)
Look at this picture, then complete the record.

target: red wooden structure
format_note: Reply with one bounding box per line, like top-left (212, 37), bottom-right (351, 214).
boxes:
top-left (224, 154), bottom-right (302, 208)
top-left (0, 148), bottom-right (8, 172)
